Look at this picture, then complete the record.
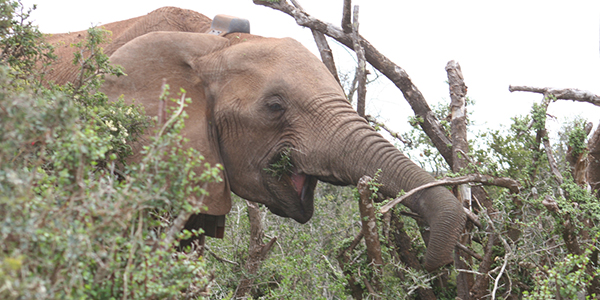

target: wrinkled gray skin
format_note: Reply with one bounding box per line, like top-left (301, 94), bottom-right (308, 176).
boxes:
top-left (47, 7), bottom-right (465, 271)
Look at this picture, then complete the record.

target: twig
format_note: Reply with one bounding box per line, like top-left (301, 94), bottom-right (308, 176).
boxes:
top-left (380, 174), bottom-right (521, 214)
top-left (160, 190), bottom-right (207, 248)
top-left (157, 91), bottom-right (187, 138)
top-left (365, 115), bottom-right (409, 145)
top-left (509, 85), bottom-right (600, 107)
top-left (456, 268), bottom-right (487, 276)
top-left (205, 245), bottom-right (239, 266)
top-left (464, 207), bottom-right (482, 228)
top-left (337, 232), bottom-right (364, 260)
top-left (492, 234), bottom-right (512, 300)
top-left (456, 242), bottom-right (483, 260)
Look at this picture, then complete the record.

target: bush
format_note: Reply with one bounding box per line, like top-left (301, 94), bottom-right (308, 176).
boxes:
top-left (0, 1), bottom-right (221, 298)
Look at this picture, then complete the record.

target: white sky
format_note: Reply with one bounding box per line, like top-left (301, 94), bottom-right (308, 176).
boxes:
top-left (22, 0), bottom-right (600, 137)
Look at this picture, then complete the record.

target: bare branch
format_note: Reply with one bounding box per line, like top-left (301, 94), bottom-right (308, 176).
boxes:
top-left (341, 0), bottom-right (352, 34)
top-left (447, 60), bottom-right (469, 172)
top-left (456, 242), bottom-right (483, 261)
top-left (352, 5), bottom-right (367, 117)
top-left (236, 201), bottom-right (277, 298)
top-left (464, 207), bottom-right (482, 228)
top-left (380, 174), bottom-right (521, 214)
top-left (491, 234), bottom-right (512, 300)
top-left (205, 245), bottom-right (239, 266)
top-left (542, 130), bottom-right (564, 185)
top-left (509, 85), bottom-right (600, 107)
top-left (289, 0), bottom-right (340, 84)
top-left (311, 32), bottom-right (340, 84)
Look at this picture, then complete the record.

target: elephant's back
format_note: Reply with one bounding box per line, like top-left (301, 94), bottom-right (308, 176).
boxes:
top-left (45, 7), bottom-right (213, 85)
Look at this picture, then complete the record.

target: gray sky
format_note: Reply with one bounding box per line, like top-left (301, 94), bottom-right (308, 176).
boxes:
top-left (22, 0), bottom-right (600, 137)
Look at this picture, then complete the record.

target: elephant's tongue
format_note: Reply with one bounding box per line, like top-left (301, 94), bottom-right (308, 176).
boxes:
top-left (291, 172), bottom-right (307, 197)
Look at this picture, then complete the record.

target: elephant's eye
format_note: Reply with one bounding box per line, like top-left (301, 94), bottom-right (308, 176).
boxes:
top-left (267, 101), bottom-right (284, 113)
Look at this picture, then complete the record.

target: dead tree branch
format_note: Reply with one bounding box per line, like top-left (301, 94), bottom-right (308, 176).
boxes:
top-left (380, 174), bottom-right (521, 214)
top-left (447, 60), bottom-right (473, 299)
top-left (253, 0), bottom-right (454, 167)
top-left (288, 0), bottom-right (340, 84)
top-left (456, 242), bottom-right (483, 261)
top-left (341, 0), bottom-right (352, 34)
top-left (351, 5), bottom-right (367, 117)
top-left (542, 130), bottom-right (564, 186)
top-left (205, 245), bottom-right (239, 266)
top-left (509, 85), bottom-right (600, 107)
top-left (447, 60), bottom-right (469, 175)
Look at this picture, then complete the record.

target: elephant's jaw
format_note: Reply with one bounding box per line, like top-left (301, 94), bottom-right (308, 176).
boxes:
top-left (265, 169), bottom-right (318, 224)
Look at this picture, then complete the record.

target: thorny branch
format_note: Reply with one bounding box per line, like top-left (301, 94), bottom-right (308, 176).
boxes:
top-left (379, 174), bottom-right (521, 214)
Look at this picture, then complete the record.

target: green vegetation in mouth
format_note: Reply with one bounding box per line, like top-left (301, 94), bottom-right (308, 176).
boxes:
top-left (265, 147), bottom-right (293, 180)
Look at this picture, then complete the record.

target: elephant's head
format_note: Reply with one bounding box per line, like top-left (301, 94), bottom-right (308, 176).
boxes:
top-left (102, 28), bottom-right (465, 271)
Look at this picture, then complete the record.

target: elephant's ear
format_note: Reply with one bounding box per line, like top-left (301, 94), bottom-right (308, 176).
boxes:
top-left (102, 32), bottom-right (233, 216)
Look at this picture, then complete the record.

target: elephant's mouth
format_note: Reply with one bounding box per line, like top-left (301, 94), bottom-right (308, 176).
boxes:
top-left (266, 168), bottom-right (317, 224)
top-left (263, 149), bottom-right (318, 223)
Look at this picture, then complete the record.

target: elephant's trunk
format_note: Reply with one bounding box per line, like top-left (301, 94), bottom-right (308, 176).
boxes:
top-left (352, 130), bottom-right (464, 271)
top-left (305, 108), bottom-right (465, 271)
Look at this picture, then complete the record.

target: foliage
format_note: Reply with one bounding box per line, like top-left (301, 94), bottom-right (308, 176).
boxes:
top-left (524, 244), bottom-right (599, 299)
top-left (443, 100), bottom-right (598, 298)
top-left (0, 1), bottom-right (221, 298)
top-left (207, 184), bottom-right (357, 299)
top-left (0, 0), bottom-right (55, 85)
top-left (205, 181), bottom-right (438, 299)
top-left (264, 147), bottom-right (293, 179)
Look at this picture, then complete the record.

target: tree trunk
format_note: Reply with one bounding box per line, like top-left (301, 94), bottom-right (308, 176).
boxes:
top-left (446, 61), bottom-right (474, 299)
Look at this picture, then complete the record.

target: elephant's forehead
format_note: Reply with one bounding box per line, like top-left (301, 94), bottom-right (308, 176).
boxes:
top-left (226, 38), bottom-right (321, 70)
top-left (220, 37), bottom-right (343, 96)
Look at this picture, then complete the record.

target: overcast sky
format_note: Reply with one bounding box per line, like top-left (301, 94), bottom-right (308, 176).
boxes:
top-left (22, 0), bottom-right (600, 137)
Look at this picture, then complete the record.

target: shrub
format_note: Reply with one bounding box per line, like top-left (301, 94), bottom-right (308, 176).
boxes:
top-left (0, 1), bottom-right (221, 298)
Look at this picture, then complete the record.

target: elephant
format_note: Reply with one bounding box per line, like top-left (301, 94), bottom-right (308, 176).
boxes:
top-left (45, 6), bottom-right (465, 271)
